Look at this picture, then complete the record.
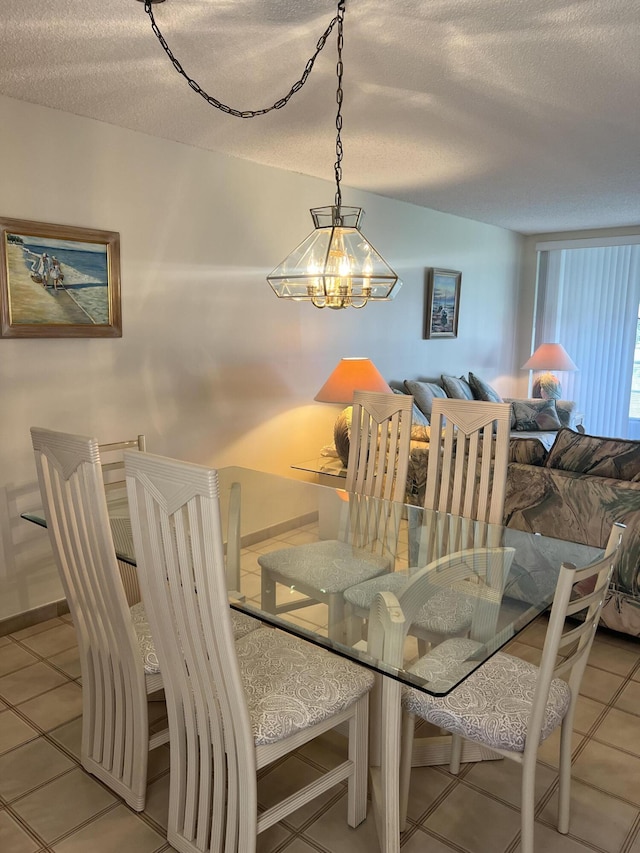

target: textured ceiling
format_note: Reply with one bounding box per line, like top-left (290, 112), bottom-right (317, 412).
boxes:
top-left (1, 0), bottom-right (640, 234)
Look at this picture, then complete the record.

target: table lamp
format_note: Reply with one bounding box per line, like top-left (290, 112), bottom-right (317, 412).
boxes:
top-left (315, 357), bottom-right (392, 465)
top-left (522, 343), bottom-right (578, 399)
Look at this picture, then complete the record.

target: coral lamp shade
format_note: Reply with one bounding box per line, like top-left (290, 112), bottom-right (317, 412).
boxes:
top-left (521, 343), bottom-right (578, 372)
top-left (314, 358), bottom-right (392, 404)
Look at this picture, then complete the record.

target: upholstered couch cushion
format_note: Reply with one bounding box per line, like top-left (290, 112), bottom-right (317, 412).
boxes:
top-left (511, 399), bottom-right (563, 432)
top-left (468, 372), bottom-right (503, 403)
top-left (545, 428), bottom-right (640, 482)
top-left (441, 374), bottom-right (475, 400)
top-left (404, 380), bottom-right (447, 422)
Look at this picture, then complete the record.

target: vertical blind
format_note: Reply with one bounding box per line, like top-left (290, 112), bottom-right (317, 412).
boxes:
top-left (536, 243), bottom-right (640, 438)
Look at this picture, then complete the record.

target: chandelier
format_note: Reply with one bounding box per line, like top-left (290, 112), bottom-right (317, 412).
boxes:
top-left (141, 0), bottom-right (401, 309)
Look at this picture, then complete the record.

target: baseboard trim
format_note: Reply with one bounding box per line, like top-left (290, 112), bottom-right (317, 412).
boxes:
top-left (0, 599), bottom-right (70, 637)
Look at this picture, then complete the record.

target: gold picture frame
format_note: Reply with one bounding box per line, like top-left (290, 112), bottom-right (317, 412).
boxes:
top-left (0, 217), bottom-right (121, 338)
top-left (423, 267), bottom-right (461, 339)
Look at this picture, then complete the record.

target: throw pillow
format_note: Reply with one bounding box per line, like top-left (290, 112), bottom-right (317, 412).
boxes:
top-left (511, 399), bottom-right (562, 432)
top-left (441, 375), bottom-right (474, 400)
top-left (468, 372), bottom-right (503, 403)
top-left (545, 428), bottom-right (640, 481)
top-left (392, 387), bottom-right (429, 427)
top-left (404, 380), bottom-right (447, 422)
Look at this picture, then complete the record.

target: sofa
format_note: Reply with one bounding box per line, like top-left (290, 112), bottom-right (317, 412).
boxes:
top-left (503, 428), bottom-right (640, 639)
top-left (396, 373), bottom-right (578, 504)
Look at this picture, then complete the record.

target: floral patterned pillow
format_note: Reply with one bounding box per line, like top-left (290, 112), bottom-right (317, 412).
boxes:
top-left (511, 399), bottom-right (562, 432)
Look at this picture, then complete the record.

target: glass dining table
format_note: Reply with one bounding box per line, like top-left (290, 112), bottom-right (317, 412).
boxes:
top-left (23, 464), bottom-right (601, 696)
top-left (23, 464), bottom-right (601, 851)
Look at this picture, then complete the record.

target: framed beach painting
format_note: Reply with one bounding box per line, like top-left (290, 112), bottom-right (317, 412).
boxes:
top-left (423, 267), bottom-right (461, 339)
top-left (0, 217), bottom-right (121, 338)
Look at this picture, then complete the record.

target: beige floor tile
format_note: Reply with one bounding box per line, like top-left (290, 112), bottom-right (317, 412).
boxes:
top-left (628, 826), bottom-right (640, 853)
top-left (241, 573), bottom-right (262, 600)
top-left (579, 665), bottom-right (624, 704)
top-left (421, 782), bottom-right (521, 853)
top-left (0, 709), bottom-right (39, 754)
top-left (0, 661), bottom-right (67, 705)
top-left (572, 739), bottom-right (640, 805)
top-left (536, 729), bottom-right (582, 769)
top-left (0, 636), bottom-right (11, 647)
top-left (586, 641), bottom-right (640, 677)
top-left (12, 767), bottom-right (117, 842)
top-left (18, 624), bottom-right (77, 658)
top-left (258, 754), bottom-right (343, 828)
top-left (539, 778), bottom-right (637, 852)
top-left (143, 773), bottom-right (170, 830)
top-left (147, 744), bottom-right (171, 780)
top-left (0, 810), bottom-right (40, 853)
top-left (48, 646), bottom-right (82, 679)
top-left (17, 682), bottom-right (83, 731)
top-left (296, 729), bottom-right (348, 771)
top-left (464, 756), bottom-right (557, 810)
top-left (514, 821), bottom-right (607, 852)
top-left (303, 793), bottom-right (382, 852)
top-left (573, 696), bottom-right (607, 734)
top-left (11, 617), bottom-right (65, 640)
top-left (402, 764), bottom-right (453, 822)
top-left (280, 530), bottom-right (320, 546)
top-left (592, 706), bottom-right (640, 757)
top-left (51, 804), bottom-right (164, 853)
top-left (278, 839), bottom-right (328, 853)
top-left (255, 821), bottom-right (292, 853)
top-left (0, 643), bottom-right (39, 678)
top-left (400, 828), bottom-right (460, 852)
top-left (0, 737), bottom-right (74, 801)
top-left (614, 678), bottom-right (640, 716)
top-left (504, 641), bottom-right (542, 665)
top-left (516, 618), bottom-right (548, 650)
top-left (49, 717), bottom-right (83, 760)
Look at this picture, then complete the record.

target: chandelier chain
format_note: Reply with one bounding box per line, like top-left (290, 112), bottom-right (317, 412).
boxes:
top-left (334, 0), bottom-right (345, 209)
top-left (143, 0), bottom-right (343, 120)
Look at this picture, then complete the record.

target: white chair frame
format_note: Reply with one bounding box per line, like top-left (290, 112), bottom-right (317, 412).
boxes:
top-left (260, 390), bottom-right (414, 642)
top-left (398, 523), bottom-right (626, 853)
top-left (125, 450), bottom-right (373, 853)
top-left (30, 427), bottom-right (168, 811)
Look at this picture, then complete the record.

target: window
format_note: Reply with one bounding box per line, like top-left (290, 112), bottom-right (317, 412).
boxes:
top-left (630, 303), bottom-right (640, 420)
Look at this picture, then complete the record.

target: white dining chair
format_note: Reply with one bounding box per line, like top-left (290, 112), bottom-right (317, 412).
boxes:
top-left (259, 390), bottom-right (414, 642)
top-left (124, 450), bottom-right (374, 853)
top-left (398, 522), bottom-right (626, 853)
top-left (30, 427), bottom-right (169, 810)
top-left (344, 399), bottom-right (512, 645)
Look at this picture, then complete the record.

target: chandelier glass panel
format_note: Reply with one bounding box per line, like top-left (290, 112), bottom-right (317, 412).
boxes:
top-left (141, 0), bottom-right (401, 309)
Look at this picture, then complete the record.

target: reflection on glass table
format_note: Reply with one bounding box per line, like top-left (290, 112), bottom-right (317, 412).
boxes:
top-left (22, 466), bottom-right (602, 699)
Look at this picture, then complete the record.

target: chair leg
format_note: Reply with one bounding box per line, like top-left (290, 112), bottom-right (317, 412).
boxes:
top-left (557, 716), bottom-right (573, 834)
top-left (328, 593), bottom-right (346, 644)
top-left (261, 569), bottom-right (276, 614)
top-left (520, 752), bottom-right (537, 853)
top-left (347, 694), bottom-right (370, 828)
top-left (399, 711), bottom-right (416, 832)
top-left (449, 733), bottom-right (463, 775)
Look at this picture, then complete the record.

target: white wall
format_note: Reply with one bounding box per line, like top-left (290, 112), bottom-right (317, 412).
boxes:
top-left (0, 94), bottom-right (524, 619)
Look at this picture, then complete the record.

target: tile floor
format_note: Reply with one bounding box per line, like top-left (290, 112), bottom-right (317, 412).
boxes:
top-left (1, 531), bottom-right (640, 853)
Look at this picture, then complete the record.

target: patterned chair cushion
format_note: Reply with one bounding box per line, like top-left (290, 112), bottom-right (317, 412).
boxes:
top-left (258, 540), bottom-right (391, 594)
top-left (131, 601), bottom-right (261, 674)
top-left (468, 373), bottom-right (504, 403)
top-left (403, 640), bottom-right (571, 751)
top-left (235, 627), bottom-right (374, 745)
top-left (545, 428), bottom-right (640, 482)
top-left (344, 574), bottom-right (474, 635)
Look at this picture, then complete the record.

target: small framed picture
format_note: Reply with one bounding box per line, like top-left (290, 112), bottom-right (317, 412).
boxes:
top-left (423, 268), bottom-right (461, 339)
top-left (0, 217), bottom-right (121, 338)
